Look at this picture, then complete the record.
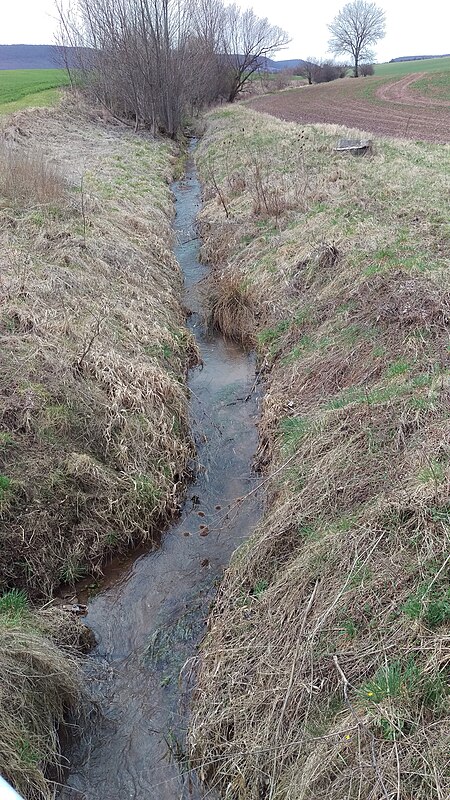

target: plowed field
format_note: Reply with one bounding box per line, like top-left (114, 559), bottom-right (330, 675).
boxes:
top-left (248, 74), bottom-right (450, 142)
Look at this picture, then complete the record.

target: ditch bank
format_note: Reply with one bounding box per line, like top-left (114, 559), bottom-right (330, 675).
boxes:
top-left (188, 107), bottom-right (449, 800)
top-left (57, 146), bottom-right (262, 798)
top-left (0, 103), bottom-right (197, 796)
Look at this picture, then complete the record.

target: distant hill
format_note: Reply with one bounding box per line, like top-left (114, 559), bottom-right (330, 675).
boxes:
top-left (267, 58), bottom-right (308, 71)
top-left (0, 44), bottom-right (306, 74)
top-left (0, 44), bottom-right (80, 70)
top-left (390, 54), bottom-right (450, 63)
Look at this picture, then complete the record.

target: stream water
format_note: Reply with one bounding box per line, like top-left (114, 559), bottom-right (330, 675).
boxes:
top-left (59, 148), bottom-right (261, 799)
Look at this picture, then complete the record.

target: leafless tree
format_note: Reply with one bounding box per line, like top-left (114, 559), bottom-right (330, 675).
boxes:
top-left (219, 5), bottom-right (289, 102)
top-left (328, 1), bottom-right (386, 77)
top-left (56, 0), bottom-right (288, 133)
top-left (295, 59), bottom-right (317, 85)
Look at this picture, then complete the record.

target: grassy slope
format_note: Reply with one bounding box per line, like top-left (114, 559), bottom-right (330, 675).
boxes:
top-left (0, 69), bottom-right (69, 114)
top-left (189, 106), bottom-right (450, 799)
top-left (374, 56), bottom-right (450, 77)
top-left (411, 71), bottom-right (450, 100)
top-left (0, 103), bottom-right (195, 597)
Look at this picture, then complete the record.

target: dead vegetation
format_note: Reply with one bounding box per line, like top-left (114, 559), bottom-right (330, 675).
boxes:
top-left (189, 107), bottom-right (450, 798)
top-left (205, 270), bottom-right (256, 346)
top-left (0, 589), bottom-right (85, 799)
top-left (0, 100), bottom-right (197, 596)
top-left (0, 143), bottom-right (66, 206)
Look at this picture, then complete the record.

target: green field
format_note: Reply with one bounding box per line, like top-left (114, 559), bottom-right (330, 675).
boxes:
top-left (0, 69), bottom-right (69, 115)
top-left (411, 71), bottom-right (450, 100)
top-left (374, 56), bottom-right (450, 77)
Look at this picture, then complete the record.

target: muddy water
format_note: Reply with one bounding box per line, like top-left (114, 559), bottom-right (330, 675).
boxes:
top-left (59, 149), bottom-right (261, 799)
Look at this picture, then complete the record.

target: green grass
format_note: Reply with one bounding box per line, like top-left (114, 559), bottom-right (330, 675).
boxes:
top-left (0, 589), bottom-right (28, 621)
top-left (410, 71), bottom-right (450, 100)
top-left (374, 56), bottom-right (450, 78)
top-left (0, 69), bottom-right (69, 115)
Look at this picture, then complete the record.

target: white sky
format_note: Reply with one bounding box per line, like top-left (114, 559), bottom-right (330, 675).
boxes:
top-left (2, 0), bottom-right (450, 63)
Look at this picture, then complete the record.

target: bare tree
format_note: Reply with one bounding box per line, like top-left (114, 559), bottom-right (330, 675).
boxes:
top-left (328, 1), bottom-right (386, 77)
top-left (56, 0), bottom-right (288, 132)
top-left (295, 58), bottom-right (317, 85)
top-left (220, 5), bottom-right (289, 102)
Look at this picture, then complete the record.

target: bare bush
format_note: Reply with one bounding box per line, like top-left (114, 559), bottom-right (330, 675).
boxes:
top-left (56, 0), bottom-right (289, 136)
top-left (360, 62), bottom-right (375, 76)
top-left (272, 69), bottom-right (292, 91)
top-left (295, 59), bottom-right (347, 84)
top-left (313, 60), bottom-right (347, 83)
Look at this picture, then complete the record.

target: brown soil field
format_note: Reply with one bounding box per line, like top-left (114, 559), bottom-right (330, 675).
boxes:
top-left (248, 76), bottom-right (450, 142)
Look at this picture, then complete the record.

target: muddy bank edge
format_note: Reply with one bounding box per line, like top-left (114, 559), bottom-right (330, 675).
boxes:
top-left (188, 106), bottom-right (449, 799)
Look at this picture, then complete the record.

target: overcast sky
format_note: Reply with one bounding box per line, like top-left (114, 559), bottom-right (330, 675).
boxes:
top-left (2, 0), bottom-right (450, 63)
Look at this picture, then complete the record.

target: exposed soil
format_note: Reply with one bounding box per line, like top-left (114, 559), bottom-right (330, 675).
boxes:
top-left (247, 76), bottom-right (450, 142)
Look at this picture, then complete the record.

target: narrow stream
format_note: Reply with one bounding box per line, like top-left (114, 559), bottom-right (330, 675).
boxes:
top-left (59, 147), bottom-right (262, 799)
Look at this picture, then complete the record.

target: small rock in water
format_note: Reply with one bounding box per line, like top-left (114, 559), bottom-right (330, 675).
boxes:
top-left (199, 526), bottom-right (209, 536)
top-left (182, 531), bottom-right (191, 537)
top-left (198, 511), bottom-right (205, 517)
top-left (201, 558), bottom-right (210, 567)
top-left (215, 505), bottom-right (221, 510)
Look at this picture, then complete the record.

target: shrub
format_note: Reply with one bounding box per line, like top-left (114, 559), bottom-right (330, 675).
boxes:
top-left (360, 63), bottom-right (375, 76)
top-left (313, 60), bottom-right (347, 83)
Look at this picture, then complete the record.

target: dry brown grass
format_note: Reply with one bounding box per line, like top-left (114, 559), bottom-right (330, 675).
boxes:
top-left (0, 143), bottom-right (66, 206)
top-left (0, 591), bottom-right (84, 799)
top-left (204, 269), bottom-right (256, 346)
top-left (189, 107), bottom-right (450, 799)
top-left (0, 99), bottom-right (199, 798)
top-left (0, 101), bottom-right (197, 595)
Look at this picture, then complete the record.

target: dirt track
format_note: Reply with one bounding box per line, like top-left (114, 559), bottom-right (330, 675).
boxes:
top-left (248, 76), bottom-right (450, 143)
top-left (376, 72), bottom-right (450, 108)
